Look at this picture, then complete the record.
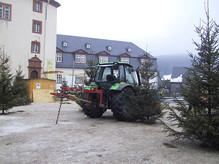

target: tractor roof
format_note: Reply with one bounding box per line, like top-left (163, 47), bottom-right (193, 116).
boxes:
top-left (98, 61), bottom-right (133, 67)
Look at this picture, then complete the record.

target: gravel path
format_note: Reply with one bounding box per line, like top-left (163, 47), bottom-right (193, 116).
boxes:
top-left (0, 102), bottom-right (218, 164)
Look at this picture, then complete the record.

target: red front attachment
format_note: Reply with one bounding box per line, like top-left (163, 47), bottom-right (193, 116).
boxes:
top-left (51, 87), bottom-right (103, 107)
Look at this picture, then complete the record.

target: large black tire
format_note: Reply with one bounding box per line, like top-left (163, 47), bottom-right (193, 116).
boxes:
top-left (81, 93), bottom-right (104, 118)
top-left (111, 87), bottom-right (134, 121)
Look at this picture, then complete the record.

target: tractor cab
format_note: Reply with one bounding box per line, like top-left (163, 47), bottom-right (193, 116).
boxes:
top-left (94, 62), bottom-right (136, 90)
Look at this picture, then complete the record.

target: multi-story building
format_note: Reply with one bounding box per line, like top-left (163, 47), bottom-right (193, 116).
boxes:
top-left (56, 34), bottom-right (158, 89)
top-left (0, 0), bottom-right (60, 79)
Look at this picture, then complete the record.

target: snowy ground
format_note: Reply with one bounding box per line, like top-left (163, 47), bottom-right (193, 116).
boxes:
top-left (0, 102), bottom-right (218, 163)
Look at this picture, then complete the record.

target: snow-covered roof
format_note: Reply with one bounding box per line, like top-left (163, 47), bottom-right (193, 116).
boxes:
top-left (162, 67), bottom-right (187, 83)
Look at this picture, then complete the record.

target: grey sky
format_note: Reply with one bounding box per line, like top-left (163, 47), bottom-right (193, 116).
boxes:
top-left (56, 0), bottom-right (219, 57)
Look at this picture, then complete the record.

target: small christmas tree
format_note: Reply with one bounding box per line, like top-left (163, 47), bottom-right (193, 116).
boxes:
top-left (0, 47), bottom-right (14, 114)
top-left (11, 66), bottom-right (31, 106)
top-left (125, 59), bottom-right (163, 123)
top-left (162, 4), bottom-right (219, 149)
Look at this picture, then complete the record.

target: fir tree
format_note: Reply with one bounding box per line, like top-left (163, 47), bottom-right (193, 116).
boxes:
top-left (125, 59), bottom-right (163, 123)
top-left (0, 47), bottom-right (14, 114)
top-left (162, 4), bottom-right (219, 149)
top-left (11, 66), bottom-right (31, 106)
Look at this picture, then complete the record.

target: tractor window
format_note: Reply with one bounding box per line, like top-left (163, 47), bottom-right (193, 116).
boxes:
top-left (124, 65), bottom-right (135, 84)
top-left (95, 66), bottom-right (116, 82)
top-left (119, 65), bottom-right (125, 81)
top-left (102, 67), bottom-right (111, 81)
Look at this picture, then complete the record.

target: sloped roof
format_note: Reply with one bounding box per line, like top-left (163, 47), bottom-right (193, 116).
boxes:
top-left (56, 34), bottom-right (155, 59)
top-left (171, 67), bottom-right (187, 79)
top-left (169, 67), bottom-right (187, 82)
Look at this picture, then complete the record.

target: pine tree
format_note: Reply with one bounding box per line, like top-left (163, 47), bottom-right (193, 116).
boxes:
top-left (162, 5), bottom-right (219, 149)
top-left (0, 47), bottom-right (14, 114)
top-left (11, 66), bottom-right (31, 106)
top-left (125, 59), bottom-right (163, 123)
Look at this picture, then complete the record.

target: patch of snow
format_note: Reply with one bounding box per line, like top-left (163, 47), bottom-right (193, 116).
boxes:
top-left (162, 74), bottom-right (171, 80)
top-left (0, 122), bottom-right (50, 136)
top-left (170, 74), bottom-right (183, 83)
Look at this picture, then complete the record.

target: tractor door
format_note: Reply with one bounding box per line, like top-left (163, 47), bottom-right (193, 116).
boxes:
top-left (95, 66), bottom-right (118, 90)
top-left (123, 65), bottom-right (136, 84)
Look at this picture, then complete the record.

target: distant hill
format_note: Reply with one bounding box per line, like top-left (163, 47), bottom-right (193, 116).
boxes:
top-left (156, 54), bottom-right (191, 77)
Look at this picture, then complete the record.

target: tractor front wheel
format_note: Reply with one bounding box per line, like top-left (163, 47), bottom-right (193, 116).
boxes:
top-left (81, 93), bottom-right (104, 118)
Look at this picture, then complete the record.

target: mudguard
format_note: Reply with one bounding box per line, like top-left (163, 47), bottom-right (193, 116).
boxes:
top-left (110, 82), bottom-right (132, 91)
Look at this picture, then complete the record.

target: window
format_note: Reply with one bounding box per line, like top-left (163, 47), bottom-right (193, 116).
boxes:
top-left (99, 56), bottom-right (109, 63)
top-left (75, 54), bottom-right (86, 63)
top-left (124, 65), bottom-right (135, 84)
top-left (121, 57), bottom-right (129, 64)
top-left (33, 20), bottom-right (42, 34)
top-left (141, 58), bottom-right (148, 65)
top-left (0, 3), bottom-right (11, 21)
top-left (75, 76), bottom-right (85, 84)
top-left (33, 0), bottom-right (42, 13)
top-left (57, 74), bottom-right (62, 84)
top-left (56, 53), bottom-right (62, 62)
top-left (31, 41), bottom-right (40, 53)
top-left (0, 4), bottom-right (2, 19)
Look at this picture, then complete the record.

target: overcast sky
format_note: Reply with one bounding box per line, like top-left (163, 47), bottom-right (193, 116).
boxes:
top-left (56, 0), bottom-right (219, 57)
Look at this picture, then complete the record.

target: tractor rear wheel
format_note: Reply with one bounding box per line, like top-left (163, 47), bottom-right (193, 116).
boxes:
top-left (111, 87), bottom-right (134, 121)
top-left (81, 93), bottom-right (104, 118)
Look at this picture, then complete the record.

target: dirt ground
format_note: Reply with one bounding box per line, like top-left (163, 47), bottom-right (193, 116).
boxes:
top-left (0, 102), bottom-right (218, 164)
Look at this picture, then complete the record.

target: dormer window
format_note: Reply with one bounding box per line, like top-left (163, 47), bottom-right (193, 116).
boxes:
top-left (85, 43), bottom-right (91, 49)
top-left (56, 53), bottom-right (62, 62)
top-left (127, 48), bottom-right (132, 53)
top-left (99, 56), bottom-right (109, 63)
top-left (107, 46), bottom-right (112, 51)
top-left (140, 58), bottom-right (148, 64)
top-left (121, 57), bottom-right (129, 64)
top-left (75, 54), bottom-right (86, 63)
top-left (62, 41), bottom-right (68, 47)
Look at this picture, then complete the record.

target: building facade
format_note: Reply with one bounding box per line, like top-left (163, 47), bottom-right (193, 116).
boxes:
top-left (0, 0), bottom-right (60, 79)
top-left (56, 35), bottom-right (158, 89)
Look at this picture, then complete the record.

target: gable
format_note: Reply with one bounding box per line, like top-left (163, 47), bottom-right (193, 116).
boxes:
top-left (73, 49), bottom-right (88, 55)
top-left (120, 53), bottom-right (131, 57)
top-left (56, 47), bottom-right (64, 53)
top-left (140, 54), bottom-right (150, 59)
top-left (97, 51), bottom-right (110, 56)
